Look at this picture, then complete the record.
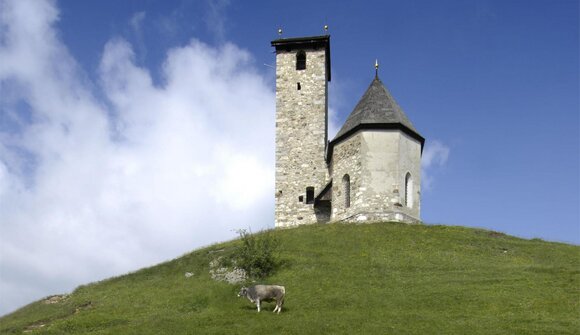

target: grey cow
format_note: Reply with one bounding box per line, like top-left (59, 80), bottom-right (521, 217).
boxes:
top-left (237, 285), bottom-right (285, 313)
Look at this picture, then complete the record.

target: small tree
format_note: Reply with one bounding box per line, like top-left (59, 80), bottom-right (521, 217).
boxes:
top-left (234, 229), bottom-right (280, 279)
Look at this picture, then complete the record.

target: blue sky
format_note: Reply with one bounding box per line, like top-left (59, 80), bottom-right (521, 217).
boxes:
top-left (0, 0), bottom-right (578, 315)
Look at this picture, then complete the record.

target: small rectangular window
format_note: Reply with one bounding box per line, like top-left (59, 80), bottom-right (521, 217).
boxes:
top-left (306, 187), bottom-right (314, 204)
top-left (298, 195), bottom-right (304, 202)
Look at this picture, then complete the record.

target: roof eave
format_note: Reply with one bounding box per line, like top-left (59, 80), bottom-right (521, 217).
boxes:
top-left (326, 124), bottom-right (425, 163)
top-left (271, 35), bottom-right (330, 47)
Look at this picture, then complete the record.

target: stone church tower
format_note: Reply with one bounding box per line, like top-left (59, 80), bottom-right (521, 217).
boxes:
top-left (271, 36), bottom-right (331, 227)
top-left (272, 34), bottom-right (424, 228)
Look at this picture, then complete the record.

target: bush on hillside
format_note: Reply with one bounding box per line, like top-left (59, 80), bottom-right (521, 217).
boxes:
top-left (233, 229), bottom-right (280, 279)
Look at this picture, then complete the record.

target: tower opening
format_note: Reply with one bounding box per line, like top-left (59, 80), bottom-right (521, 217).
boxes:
top-left (296, 50), bottom-right (306, 70)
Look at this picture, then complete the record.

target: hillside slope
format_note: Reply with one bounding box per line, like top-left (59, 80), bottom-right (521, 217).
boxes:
top-left (1, 223), bottom-right (579, 334)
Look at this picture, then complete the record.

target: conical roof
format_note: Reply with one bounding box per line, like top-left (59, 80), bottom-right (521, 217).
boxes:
top-left (327, 75), bottom-right (424, 162)
top-left (334, 75), bottom-right (420, 140)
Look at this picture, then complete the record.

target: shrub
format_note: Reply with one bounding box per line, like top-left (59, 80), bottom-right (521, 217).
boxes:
top-left (233, 229), bottom-right (280, 279)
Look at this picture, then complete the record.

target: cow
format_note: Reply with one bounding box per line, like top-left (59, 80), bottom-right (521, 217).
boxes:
top-left (237, 285), bottom-right (285, 313)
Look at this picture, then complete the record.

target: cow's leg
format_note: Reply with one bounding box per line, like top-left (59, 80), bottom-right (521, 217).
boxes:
top-left (256, 299), bottom-right (261, 312)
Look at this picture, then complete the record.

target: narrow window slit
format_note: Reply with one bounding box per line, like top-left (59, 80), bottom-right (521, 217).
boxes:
top-left (405, 173), bottom-right (413, 208)
top-left (343, 174), bottom-right (351, 208)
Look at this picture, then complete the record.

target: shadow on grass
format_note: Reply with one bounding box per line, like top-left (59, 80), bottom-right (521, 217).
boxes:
top-left (239, 305), bottom-right (291, 313)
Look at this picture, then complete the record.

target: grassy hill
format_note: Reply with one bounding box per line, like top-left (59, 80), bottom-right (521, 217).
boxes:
top-left (1, 223), bottom-right (579, 334)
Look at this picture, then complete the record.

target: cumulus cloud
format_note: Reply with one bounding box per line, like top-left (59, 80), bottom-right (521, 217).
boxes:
top-left (421, 140), bottom-right (450, 191)
top-left (327, 74), bottom-right (349, 140)
top-left (0, 0), bottom-right (274, 315)
top-left (204, 0), bottom-right (230, 42)
top-left (327, 107), bottom-right (340, 140)
top-left (129, 11), bottom-right (147, 60)
top-left (129, 11), bottom-right (146, 33)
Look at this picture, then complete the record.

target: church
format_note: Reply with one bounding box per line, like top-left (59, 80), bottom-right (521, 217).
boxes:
top-left (271, 34), bottom-right (424, 228)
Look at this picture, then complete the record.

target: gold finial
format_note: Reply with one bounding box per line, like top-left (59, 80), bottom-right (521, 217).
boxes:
top-left (277, 28), bottom-right (283, 36)
top-left (324, 24), bottom-right (328, 33)
top-left (375, 59), bottom-right (379, 77)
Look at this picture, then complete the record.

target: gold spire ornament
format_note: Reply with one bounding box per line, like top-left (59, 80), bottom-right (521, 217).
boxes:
top-left (278, 28), bottom-right (283, 36)
top-left (324, 25), bottom-right (329, 33)
top-left (375, 59), bottom-right (379, 77)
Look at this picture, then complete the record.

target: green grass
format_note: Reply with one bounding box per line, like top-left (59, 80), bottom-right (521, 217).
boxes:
top-left (1, 223), bottom-right (579, 334)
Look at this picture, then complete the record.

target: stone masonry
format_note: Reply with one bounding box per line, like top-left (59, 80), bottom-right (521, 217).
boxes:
top-left (272, 36), bottom-right (330, 227)
top-left (272, 34), bottom-right (424, 227)
top-left (331, 131), bottom-right (421, 223)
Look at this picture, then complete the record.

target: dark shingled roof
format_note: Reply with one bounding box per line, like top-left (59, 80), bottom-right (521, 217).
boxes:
top-left (327, 75), bottom-right (424, 161)
top-left (271, 35), bottom-right (330, 47)
top-left (334, 75), bottom-right (420, 139)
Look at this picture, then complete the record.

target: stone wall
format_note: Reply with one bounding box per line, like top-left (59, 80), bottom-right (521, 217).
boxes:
top-left (397, 132), bottom-right (422, 216)
top-left (274, 46), bottom-right (329, 227)
top-left (330, 130), bottom-right (422, 223)
top-left (330, 132), bottom-right (362, 221)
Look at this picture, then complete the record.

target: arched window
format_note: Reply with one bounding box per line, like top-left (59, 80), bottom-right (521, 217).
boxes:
top-left (343, 174), bottom-right (351, 208)
top-left (405, 173), bottom-right (413, 208)
top-left (296, 50), bottom-right (306, 70)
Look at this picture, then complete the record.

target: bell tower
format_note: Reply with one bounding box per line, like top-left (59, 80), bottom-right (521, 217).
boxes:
top-left (271, 35), bottom-right (331, 227)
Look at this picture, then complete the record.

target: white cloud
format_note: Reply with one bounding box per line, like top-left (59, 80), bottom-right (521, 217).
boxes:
top-left (327, 107), bottom-right (340, 140)
top-left (129, 11), bottom-right (147, 61)
top-left (204, 0), bottom-right (230, 42)
top-left (130, 11), bottom-right (146, 33)
top-left (421, 140), bottom-right (450, 191)
top-left (327, 72), bottom-right (349, 140)
top-left (0, 0), bottom-right (274, 315)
